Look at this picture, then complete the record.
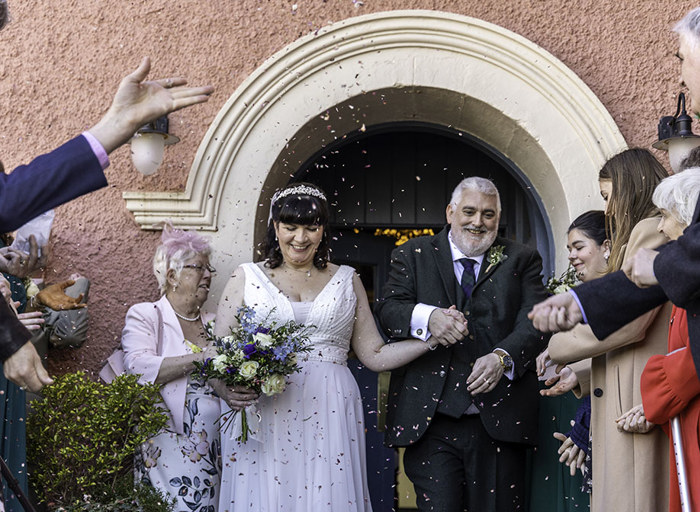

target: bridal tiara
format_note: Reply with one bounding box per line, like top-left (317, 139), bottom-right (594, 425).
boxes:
top-left (268, 185), bottom-right (328, 224)
top-left (271, 185), bottom-right (327, 206)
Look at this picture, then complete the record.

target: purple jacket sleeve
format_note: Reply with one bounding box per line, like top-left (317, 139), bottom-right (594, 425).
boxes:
top-left (0, 135), bottom-right (108, 232)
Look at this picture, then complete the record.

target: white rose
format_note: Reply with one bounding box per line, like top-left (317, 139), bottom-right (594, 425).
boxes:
top-left (261, 374), bottom-right (286, 396)
top-left (221, 335), bottom-right (236, 345)
top-left (253, 332), bottom-right (274, 348)
top-left (239, 360), bottom-right (260, 379)
top-left (212, 354), bottom-right (229, 373)
top-left (553, 284), bottom-right (570, 295)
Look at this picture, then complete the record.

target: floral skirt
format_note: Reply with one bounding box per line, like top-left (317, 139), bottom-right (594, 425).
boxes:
top-left (136, 380), bottom-right (221, 512)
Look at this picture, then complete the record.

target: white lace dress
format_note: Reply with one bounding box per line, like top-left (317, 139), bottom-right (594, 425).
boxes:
top-left (218, 263), bottom-right (372, 512)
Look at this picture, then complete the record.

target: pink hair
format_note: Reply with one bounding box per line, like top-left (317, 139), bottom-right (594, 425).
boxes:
top-left (153, 222), bottom-right (211, 294)
top-left (159, 223), bottom-right (210, 260)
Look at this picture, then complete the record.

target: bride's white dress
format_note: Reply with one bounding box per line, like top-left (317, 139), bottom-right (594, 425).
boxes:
top-left (218, 263), bottom-right (373, 512)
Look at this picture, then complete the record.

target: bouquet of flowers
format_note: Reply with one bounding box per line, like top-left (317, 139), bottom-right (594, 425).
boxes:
top-left (545, 265), bottom-right (580, 295)
top-left (193, 305), bottom-right (313, 442)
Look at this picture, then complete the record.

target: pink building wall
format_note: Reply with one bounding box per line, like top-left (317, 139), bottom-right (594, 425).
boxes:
top-left (0, 0), bottom-right (693, 375)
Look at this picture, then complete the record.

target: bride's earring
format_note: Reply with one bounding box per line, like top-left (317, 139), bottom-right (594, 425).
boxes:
top-left (604, 252), bottom-right (610, 262)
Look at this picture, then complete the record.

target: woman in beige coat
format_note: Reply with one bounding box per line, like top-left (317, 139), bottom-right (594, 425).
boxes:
top-left (548, 148), bottom-right (671, 512)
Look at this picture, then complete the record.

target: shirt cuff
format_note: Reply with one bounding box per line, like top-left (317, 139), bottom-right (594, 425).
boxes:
top-left (410, 303), bottom-right (436, 341)
top-left (81, 131), bottom-right (110, 170)
top-left (568, 289), bottom-right (588, 324)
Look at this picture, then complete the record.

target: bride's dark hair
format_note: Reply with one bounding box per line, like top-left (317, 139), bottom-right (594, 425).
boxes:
top-left (263, 183), bottom-right (330, 269)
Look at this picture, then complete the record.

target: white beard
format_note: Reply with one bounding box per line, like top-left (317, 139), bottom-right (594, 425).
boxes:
top-left (451, 226), bottom-right (498, 257)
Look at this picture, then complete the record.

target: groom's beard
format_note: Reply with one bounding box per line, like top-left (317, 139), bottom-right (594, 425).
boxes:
top-left (452, 226), bottom-right (497, 258)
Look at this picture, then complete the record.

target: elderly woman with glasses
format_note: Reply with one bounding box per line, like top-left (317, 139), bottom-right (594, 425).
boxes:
top-left (121, 224), bottom-right (221, 510)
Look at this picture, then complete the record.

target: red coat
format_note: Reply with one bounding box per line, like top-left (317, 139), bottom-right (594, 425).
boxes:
top-left (641, 306), bottom-right (700, 512)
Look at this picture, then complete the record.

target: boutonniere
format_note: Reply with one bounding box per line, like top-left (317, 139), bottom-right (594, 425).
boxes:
top-left (485, 245), bottom-right (507, 273)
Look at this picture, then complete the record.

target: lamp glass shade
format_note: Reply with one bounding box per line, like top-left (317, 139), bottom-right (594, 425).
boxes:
top-left (668, 137), bottom-right (700, 173)
top-left (130, 133), bottom-right (165, 176)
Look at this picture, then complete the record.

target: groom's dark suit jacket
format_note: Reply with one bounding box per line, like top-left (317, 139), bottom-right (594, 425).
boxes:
top-left (374, 227), bottom-right (550, 447)
top-left (574, 198), bottom-right (700, 376)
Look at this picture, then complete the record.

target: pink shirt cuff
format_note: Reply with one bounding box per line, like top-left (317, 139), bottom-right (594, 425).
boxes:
top-left (81, 132), bottom-right (110, 170)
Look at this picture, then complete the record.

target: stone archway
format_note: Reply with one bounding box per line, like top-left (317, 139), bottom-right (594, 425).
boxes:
top-left (122, 9), bottom-right (625, 304)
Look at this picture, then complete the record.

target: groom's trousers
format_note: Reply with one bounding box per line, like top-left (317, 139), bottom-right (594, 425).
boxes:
top-left (403, 413), bottom-right (526, 512)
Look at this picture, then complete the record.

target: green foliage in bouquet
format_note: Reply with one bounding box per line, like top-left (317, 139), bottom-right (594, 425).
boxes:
top-left (26, 371), bottom-right (172, 511)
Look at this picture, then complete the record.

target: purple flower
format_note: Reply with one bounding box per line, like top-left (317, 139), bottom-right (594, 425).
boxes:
top-left (242, 343), bottom-right (257, 358)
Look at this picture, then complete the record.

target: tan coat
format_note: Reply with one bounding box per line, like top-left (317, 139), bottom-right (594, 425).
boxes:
top-left (549, 217), bottom-right (671, 512)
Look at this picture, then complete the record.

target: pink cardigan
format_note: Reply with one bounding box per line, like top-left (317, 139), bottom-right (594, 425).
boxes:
top-left (121, 295), bottom-right (215, 435)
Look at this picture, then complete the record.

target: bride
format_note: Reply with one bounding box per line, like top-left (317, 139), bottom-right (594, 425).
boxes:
top-left (215, 182), bottom-right (461, 511)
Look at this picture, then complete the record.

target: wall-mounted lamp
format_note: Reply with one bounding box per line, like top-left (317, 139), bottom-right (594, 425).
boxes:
top-left (652, 92), bottom-right (700, 173)
top-left (130, 115), bottom-right (180, 176)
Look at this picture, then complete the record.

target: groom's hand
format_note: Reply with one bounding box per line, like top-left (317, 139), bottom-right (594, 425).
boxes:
top-left (466, 353), bottom-right (502, 395)
top-left (428, 306), bottom-right (468, 346)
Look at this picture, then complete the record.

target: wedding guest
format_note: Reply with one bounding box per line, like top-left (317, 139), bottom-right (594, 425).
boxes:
top-left (120, 225), bottom-right (220, 510)
top-left (374, 177), bottom-right (550, 511)
top-left (215, 182), bottom-right (455, 511)
top-left (0, 0), bottom-right (214, 393)
top-left (625, 169), bottom-right (700, 512)
top-left (547, 149), bottom-right (671, 512)
top-left (530, 210), bottom-right (609, 510)
top-left (0, 273), bottom-right (43, 511)
top-left (528, 6), bottom-right (700, 383)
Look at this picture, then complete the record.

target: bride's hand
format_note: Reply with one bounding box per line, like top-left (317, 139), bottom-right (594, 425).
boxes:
top-left (212, 379), bottom-right (259, 410)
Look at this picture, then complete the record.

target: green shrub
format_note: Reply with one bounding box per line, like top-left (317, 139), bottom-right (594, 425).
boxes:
top-left (26, 371), bottom-right (172, 511)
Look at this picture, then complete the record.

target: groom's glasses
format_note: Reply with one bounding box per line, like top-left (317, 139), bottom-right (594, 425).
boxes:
top-left (183, 263), bottom-right (216, 274)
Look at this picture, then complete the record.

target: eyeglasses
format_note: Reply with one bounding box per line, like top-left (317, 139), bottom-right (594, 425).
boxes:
top-left (182, 263), bottom-right (216, 274)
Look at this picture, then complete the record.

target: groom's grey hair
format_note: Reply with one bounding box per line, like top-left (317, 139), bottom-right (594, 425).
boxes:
top-left (449, 176), bottom-right (501, 215)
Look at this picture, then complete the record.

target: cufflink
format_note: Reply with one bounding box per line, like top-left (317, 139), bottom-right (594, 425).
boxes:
top-left (416, 328), bottom-right (423, 336)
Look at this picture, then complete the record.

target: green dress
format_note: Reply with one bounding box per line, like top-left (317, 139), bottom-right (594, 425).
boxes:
top-left (527, 384), bottom-right (590, 511)
top-left (0, 270), bottom-right (28, 511)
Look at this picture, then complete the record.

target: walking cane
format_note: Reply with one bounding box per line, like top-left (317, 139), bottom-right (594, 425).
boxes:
top-left (671, 416), bottom-right (692, 512)
top-left (0, 456), bottom-right (36, 512)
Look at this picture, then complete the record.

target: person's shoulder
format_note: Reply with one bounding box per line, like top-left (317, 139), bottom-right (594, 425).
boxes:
top-left (126, 300), bottom-right (161, 320)
top-left (628, 216), bottom-right (667, 251)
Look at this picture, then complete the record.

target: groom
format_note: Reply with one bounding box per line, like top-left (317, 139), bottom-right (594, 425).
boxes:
top-left (375, 176), bottom-right (550, 511)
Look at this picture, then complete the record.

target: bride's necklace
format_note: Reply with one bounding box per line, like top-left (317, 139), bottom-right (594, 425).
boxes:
top-left (173, 310), bottom-right (201, 322)
top-left (283, 262), bottom-right (313, 278)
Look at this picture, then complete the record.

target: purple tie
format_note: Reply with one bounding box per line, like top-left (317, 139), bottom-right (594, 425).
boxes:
top-left (459, 258), bottom-right (476, 299)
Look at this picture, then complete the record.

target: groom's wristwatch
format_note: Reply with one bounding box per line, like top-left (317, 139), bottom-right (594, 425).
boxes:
top-left (493, 348), bottom-right (513, 371)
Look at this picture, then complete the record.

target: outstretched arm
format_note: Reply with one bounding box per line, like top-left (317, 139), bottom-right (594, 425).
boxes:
top-left (352, 274), bottom-right (455, 372)
top-left (88, 57), bottom-right (214, 153)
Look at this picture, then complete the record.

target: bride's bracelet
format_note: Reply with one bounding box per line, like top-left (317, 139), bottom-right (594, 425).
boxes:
top-left (424, 338), bottom-right (438, 351)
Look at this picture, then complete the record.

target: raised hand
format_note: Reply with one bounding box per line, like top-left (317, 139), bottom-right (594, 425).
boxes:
top-left (540, 364), bottom-right (578, 397)
top-left (622, 248), bottom-right (659, 288)
top-left (88, 57), bottom-right (214, 153)
top-left (528, 293), bottom-right (583, 333)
